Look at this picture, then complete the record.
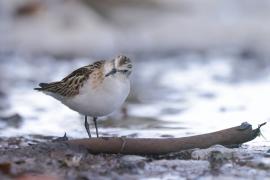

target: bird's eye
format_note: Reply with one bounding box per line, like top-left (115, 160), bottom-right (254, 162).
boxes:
top-left (118, 70), bottom-right (128, 74)
top-left (120, 59), bottom-right (128, 65)
top-left (123, 59), bottom-right (128, 64)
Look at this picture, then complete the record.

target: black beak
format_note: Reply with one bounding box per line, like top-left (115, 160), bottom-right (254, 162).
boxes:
top-left (105, 68), bottom-right (117, 77)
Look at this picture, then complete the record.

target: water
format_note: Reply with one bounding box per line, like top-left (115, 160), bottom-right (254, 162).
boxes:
top-left (0, 54), bottom-right (269, 147)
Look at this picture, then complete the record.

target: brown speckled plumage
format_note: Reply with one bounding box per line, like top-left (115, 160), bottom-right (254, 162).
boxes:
top-left (34, 61), bottom-right (105, 97)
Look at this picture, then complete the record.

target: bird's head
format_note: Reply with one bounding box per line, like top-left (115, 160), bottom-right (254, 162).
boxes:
top-left (105, 55), bottom-right (132, 77)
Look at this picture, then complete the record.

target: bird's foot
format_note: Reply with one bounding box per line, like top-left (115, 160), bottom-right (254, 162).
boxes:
top-left (53, 132), bottom-right (68, 142)
top-left (120, 136), bottom-right (127, 153)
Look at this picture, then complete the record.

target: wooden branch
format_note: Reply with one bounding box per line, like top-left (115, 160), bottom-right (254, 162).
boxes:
top-left (66, 122), bottom-right (266, 155)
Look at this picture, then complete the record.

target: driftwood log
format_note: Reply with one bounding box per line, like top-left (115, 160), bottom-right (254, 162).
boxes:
top-left (67, 122), bottom-right (266, 155)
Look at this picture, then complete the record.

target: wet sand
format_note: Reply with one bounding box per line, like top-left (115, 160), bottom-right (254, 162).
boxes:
top-left (0, 136), bottom-right (269, 179)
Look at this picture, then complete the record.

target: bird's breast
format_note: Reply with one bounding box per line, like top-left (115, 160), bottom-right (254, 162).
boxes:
top-left (63, 76), bottom-right (130, 117)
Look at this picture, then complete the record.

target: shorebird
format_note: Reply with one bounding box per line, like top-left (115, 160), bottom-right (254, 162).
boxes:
top-left (34, 55), bottom-right (132, 138)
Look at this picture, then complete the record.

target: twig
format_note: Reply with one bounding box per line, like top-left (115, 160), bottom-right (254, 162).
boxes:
top-left (66, 122), bottom-right (264, 155)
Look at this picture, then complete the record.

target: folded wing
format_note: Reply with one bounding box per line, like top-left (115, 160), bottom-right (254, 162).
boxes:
top-left (34, 61), bottom-right (104, 97)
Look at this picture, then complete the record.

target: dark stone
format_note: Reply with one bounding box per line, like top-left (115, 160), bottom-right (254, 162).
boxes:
top-left (0, 113), bottom-right (23, 128)
top-left (219, 107), bottom-right (227, 112)
top-left (161, 108), bottom-right (184, 115)
top-left (199, 92), bottom-right (216, 99)
top-left (238, 122), bottom-right (252, 131)
top-left (0, 90), bottom-right (5, 97)
top-left (208, 151), bottom-right (225, 173)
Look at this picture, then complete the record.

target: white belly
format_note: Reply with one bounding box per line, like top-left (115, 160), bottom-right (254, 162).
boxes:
top-left (62, 76), bottom-right (130, 117)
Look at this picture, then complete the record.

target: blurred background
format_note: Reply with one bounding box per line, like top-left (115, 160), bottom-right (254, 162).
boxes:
top-left (0, 0), bottom-right (270, 145)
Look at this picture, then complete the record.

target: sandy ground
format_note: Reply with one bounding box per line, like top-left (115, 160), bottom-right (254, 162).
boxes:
top-left (0, 136), bottom-right (269, 180)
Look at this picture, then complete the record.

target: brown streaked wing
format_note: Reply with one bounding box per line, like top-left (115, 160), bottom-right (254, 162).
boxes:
top-left (36, 61), bottom-right (105, 97)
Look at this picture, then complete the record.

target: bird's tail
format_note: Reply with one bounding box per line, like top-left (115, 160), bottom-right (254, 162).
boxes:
top-left (34, 83), bottom-right (52, 91)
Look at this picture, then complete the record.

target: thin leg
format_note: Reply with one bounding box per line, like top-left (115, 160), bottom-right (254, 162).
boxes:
top-left (93, 117), bottom-right (99, 138)
top-left (84, 116), bottom-right (91, 138)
